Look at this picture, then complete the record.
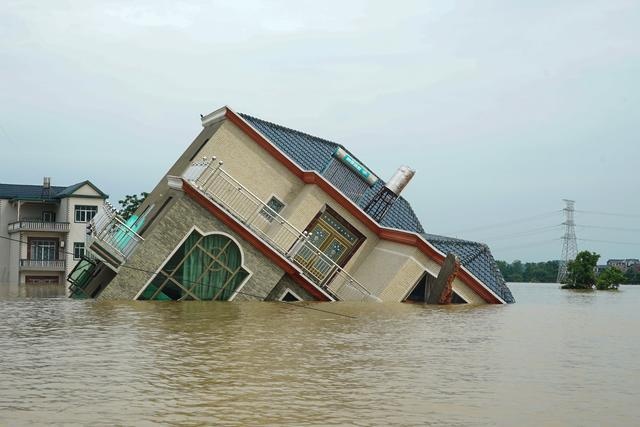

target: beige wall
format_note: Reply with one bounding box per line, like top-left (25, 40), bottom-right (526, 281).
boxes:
top-left (128, 116), bottom-right (487, 303)
top-left (0, 199), bottom-right (11, 283)
top-left (0, 186), bottom-right (105, 285)
top-left (198, 120), bottom-right (305, 206)
top-left (183, 118), bottom-right (489, 303)
top-left (195, 120), bottom-right (382, 288)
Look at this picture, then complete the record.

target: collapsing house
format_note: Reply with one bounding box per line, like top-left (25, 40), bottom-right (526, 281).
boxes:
top-left (68, 106), bottom-right (515, 304)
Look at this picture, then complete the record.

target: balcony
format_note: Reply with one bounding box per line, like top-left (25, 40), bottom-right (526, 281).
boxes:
top-left (183, 160), bottom-right (377, 302)
top-left (86, 204), bottom-right (144, 268)
top-left (8, 220), bottom-right (70, 234)
top-left (19, 259), bottom-right (66, 271)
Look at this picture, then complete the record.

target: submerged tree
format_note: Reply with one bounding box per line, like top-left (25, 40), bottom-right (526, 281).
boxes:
top-left (596, 267), bottom-right (625, 290)
top-left (562, 250), bottom-right (599, 289)
top-left (118, 192), bottom-right (149, 220)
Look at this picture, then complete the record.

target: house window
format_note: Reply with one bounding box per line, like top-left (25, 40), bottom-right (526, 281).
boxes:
top-left (73, 242), bottom-right (85, 260)
top-left (279, 288), bottom-right (302, 302)
top-left (29, 239), bottom-right (58, 261)
top-left (138, 230), bottom-right (250, 301)
top-left (259, 196), bottom-right (285, 222)
top-left (42, 211), bottom-right (56, 222)
top-left (74, 205), bottom-right (98, 223)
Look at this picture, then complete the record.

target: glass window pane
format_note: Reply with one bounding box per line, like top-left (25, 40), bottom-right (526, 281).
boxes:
top-left (137, 231), bottom-right (249, 301)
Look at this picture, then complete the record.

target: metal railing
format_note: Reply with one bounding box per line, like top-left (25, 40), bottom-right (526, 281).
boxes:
top-left (87, 202), bottom-right (144, 262)
top-left (19, 259), bottom-right (66, 270)
top-left (8, 220), bottom-right (70, 233)
top-left (184, 159), bottom-right (376, 301)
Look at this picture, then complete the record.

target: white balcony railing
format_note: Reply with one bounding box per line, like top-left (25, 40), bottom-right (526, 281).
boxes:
top-left (19, 259), bottom-right (66, 271)
top-left (87, 203), bottom-right (144, 264)
top-left (183, 159), bottom-right (377, 301)
top-left (8, 220), bottom-right (70, 233)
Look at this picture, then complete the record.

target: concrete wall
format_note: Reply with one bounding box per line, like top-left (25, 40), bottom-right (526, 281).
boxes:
top-left (195, 121), bottom-right (384, 290)
top-left (0, 183), bottom-right (105, 285)
top-left (98, 189), bottom-right (287, 301)
top-left (0, 199), bottom-right (11, 283)
top-left (99, 115), bottom-right (488, 304)
top-left (64, 195), bottom-right (104, 279)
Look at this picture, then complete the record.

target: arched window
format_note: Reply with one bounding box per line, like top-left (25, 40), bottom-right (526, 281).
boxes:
top-left (138, 230), bottom-right (250, 301)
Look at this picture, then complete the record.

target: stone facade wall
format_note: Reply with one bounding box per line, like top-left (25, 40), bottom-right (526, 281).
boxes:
top-left (98, 190), bottom-right (286, 300)
top-left (95, 114), bottom-right (490, 304)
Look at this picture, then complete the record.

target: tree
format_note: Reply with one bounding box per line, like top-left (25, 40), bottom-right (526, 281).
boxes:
top-left (596, 267), bottom-right (625, 290)
top-left (624, 268), bottom-right (640, 285)
top-left (562, 250), bottom-right (600, 289)
top-left (496, 260), bottom-right (559, 283)
top-left (118, 192), bottom-right (149, 220)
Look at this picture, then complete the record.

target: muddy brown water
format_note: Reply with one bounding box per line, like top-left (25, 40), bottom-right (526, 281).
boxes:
top-left (0, 283), bottom-right (638, 426)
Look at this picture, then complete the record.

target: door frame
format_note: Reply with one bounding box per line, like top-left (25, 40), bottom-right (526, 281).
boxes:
top-left (302, 205), bottom-right (366, 268)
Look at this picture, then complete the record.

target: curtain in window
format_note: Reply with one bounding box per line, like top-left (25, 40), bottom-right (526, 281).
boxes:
top-left (138, 231), bottom-right (249, 301)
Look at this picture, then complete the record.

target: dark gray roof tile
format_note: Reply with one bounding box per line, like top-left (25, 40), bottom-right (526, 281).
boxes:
top-left (237, 112), bottom-right (513, 303)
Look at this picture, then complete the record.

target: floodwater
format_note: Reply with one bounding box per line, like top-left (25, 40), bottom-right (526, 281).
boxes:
top-left (0, 284), bottom-right (638, 426)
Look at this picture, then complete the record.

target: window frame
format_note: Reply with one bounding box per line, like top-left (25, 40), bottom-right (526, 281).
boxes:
top-left (42, 211), bottom-right (56, 222)
top-left (27, 237), bottom-right (59, 261)
top-left (259, 195), bottom-right (286, 223)
top-left (134, 227), bottom-right (253, 301)
top-left (73, 242), bottom-right (85, 260)
top-left (74, 205), bottom-right (98, 223)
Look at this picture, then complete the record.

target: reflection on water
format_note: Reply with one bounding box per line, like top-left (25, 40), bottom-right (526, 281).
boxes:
top-left (0, 283), bottom-right (66, 299)
top-left (0, 283), bottom-right (638, 426)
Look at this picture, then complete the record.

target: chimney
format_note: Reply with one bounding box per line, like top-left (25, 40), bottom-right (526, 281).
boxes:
top-left (364, 166), bottom-right (415, 222)
top-left (41, 177), bottom-right (51, 199)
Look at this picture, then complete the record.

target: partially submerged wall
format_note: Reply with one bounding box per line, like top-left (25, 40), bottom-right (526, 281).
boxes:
top-left (98, 190), bottom-right (286, 300)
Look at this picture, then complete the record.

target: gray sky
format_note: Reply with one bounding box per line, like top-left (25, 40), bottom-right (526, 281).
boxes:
top-left (2, 0), bottom-right (638, 262)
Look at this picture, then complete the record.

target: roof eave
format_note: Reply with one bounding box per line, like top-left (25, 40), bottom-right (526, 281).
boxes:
top-left (210, 106), bottom-right (505, 304)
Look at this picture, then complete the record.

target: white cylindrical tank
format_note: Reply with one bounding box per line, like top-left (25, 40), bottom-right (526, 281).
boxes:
top-left (385, 166), bottom-right (415, 195)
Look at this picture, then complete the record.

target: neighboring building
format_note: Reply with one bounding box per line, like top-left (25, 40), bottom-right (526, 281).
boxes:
top-left (0, 179), bottom-right (107, 285)
top-left (69, 106), bottom-right (515, 304)
top-left (606, 259), bottom-right (640, 272)
top-left (596, 264), bottom-right (608, 275)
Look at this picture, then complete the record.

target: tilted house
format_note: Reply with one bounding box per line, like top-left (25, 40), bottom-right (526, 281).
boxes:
top-left (69, 106), bottom-right (514, 304)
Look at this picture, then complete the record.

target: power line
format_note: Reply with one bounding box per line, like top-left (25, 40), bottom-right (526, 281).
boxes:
top-left (0, 234), bottom-right (356, 319)
top-left (479, 224), bottom-right (562, 241)
top-left (445, 210), bottom-right (562, 235)
top-left (576, 224), bottom-right (640, 233)
top-left (575, 210), bottom-right (640, 219)
top-left (0, 120), bottom-right (17, 146)
top-left (492, 238), bottom-right (560, 252)
top-left (578, 238), bottom-right (640, 246)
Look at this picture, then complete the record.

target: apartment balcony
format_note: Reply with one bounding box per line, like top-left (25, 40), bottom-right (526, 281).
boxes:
top-left (19, 259), bottom-right (66, 271)
top-left (182, 160), bottom-right (377, 302)
top-left (85, 204), bottom-right (144, 268)
top-left (8, 219), bottom-right (70, 234)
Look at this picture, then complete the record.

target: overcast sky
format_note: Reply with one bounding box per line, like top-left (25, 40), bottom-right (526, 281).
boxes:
top-left (1, 1), bottom-right (638, 262)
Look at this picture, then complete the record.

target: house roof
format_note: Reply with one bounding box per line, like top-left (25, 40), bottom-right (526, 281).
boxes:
top-left (238, 112), bottom-right (514, 303)
top-left (422, 234), bottom-right (515, 303)
top-left (0, 181), bottom-right (107, 201)
top-left (240, 113), bottom-right (424, 233)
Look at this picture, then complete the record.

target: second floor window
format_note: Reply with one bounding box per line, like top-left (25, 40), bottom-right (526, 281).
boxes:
top-left (42, 211), bottom-right (56, 222)
top-left (259, 196), bottom-right (285, 222)
top-left (29, 239), bottom-right (58, 261)
top-left (75, 205), bottom-right (98, 223)
top-left (73, 242), bottom-right (85, 260)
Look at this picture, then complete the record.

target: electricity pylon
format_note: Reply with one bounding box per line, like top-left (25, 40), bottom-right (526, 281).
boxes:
top-left (557, 199), bottom-right (578, 283)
